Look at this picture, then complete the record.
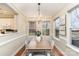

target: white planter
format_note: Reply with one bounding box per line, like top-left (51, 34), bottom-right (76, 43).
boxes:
top-left (36, 37), bottom-right (41, 42)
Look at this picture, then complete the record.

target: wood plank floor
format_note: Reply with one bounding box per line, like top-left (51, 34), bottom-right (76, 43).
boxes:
top-left (15, 46), bottom-right (25, 56)
top-left (53, 46), bottom-right (64, 56)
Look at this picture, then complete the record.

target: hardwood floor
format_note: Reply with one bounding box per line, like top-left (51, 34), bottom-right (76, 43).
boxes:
top-left (53, 46), bottom-right (64, 56)
top-left (15, 45), bottom-right (64, 56)
top-left (15, 46), bottom-right (26, 56)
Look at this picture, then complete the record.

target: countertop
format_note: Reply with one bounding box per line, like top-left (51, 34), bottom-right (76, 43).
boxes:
top-left (0, 32), bottom-right (26, 46)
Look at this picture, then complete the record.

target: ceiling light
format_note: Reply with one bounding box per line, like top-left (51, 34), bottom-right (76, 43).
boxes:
top-left (37, 3), bottom-right (41, 24)
top-left (38, 3), bottom-right (41, 16)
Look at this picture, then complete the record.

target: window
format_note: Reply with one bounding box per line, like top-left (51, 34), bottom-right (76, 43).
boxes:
top-left (55, 17), bottom-right (62, 38)
top-left (29, 21), bottom-right (50, 36)
top-left (70, 6), bottom-right (79, 48)
top-left (42, 21), bottom-right (50, 36)
top-left (29, 21), bottom-right (36, 35)
top-left (55, 15), bottom-right (66, 39)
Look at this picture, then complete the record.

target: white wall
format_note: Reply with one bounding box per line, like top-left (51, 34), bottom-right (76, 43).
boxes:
top-left (15, 14), bottom-right (27, 33)
top-left (52, 3), bottom-right (79, 56)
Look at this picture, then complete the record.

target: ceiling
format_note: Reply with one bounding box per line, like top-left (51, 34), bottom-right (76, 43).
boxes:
top-left (0, 3), bottom-right (17, 18)
top-left (12, 3), bottom-right (70, 17)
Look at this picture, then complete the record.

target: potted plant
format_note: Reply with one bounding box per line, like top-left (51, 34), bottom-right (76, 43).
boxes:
top-left (35, 31), bottom-right (41, 42)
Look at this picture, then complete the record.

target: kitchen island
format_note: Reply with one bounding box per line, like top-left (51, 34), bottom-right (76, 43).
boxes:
top-left (0, 32), bottom-right (26, 56)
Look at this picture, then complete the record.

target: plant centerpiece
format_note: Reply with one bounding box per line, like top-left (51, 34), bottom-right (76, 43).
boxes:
top-left (35, 31), bottom-right (41, 42)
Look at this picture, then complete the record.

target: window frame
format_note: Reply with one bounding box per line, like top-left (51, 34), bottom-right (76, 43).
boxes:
top-left (68, 4), bottom-right (79, 48)
top-left (54, 15), bottom-right (67, 39)
top-left (54, 17), bottom-right (61, 38)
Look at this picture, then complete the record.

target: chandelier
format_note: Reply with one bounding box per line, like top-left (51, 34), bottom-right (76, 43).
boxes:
top-left (38, 3), bottom-right (41, 16)
top-left (37, 3), bottom-right (41, 24)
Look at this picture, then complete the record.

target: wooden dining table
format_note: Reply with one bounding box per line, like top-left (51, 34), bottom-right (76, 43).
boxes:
top-left (24, 39), bottom-right (54, 56)
top-left (27, 38), bottom-right (52, 49)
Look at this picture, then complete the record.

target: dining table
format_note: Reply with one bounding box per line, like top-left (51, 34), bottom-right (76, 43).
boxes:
top-left (24, 38), bottom-right (54, 56)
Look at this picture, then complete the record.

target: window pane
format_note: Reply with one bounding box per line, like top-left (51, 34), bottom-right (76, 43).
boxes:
top-left (29, 21), bottom-right (36, 35)
top-left (55, 17), bottom-right (62, 38)
top-left (55, 18), bottom-right (62, 29)
top-left (29, 29), bottom-right (36, 35)
top-left (42, 21), bottom-right (50, 35)
top-left (71, 8), bottom-right (79, 29)
top-left (42, 29), bottom-right (49, 35)
top-left (71, 8), bottom-right (79, 48)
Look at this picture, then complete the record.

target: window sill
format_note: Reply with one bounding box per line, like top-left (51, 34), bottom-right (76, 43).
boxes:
top-left (67, 44), bottom-right (79, 53)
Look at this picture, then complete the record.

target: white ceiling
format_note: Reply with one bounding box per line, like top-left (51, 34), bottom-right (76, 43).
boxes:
top-left (13, 3), bottom-right (70, 17)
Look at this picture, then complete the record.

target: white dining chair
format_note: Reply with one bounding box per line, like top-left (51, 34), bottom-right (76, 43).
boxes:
top-left (28, 39), bottom-right (37, 49)
top-left (51, 40), bottom-right (54, 49)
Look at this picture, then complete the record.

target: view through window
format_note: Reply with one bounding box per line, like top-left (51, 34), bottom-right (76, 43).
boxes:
top-left (42, 21), bottom-right (50, 36)
top-left (70, 7), bottom-right (79, 48)
top-left (55, 17), bottom-right (62, 38)
top-left (29, 21), bottom-right (36, 35)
